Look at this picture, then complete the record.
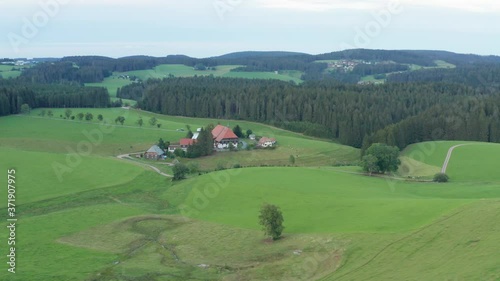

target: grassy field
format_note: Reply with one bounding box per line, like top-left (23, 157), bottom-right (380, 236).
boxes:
top-left (407, 59), bottom-right (456, 71)
top-left (86, 64), bottom-right (303, 98)
top-left (2, 111), bottom-right (500, 280)
top-left (0, 108), bottom-right (359, 170)
top-left (0, 65), bottom-right (23, 79)
top-left (402, 141), bottom-right (500, 182)
top-left (176, 167), bottom-right (500, 233)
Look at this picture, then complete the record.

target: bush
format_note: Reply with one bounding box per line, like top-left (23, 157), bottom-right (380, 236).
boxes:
top-left (434, 173), bottom-right (449, 183)
top-left (172, 162), bottom-right (189, 181)
top-left (216, 162), bottom-right (226, 171)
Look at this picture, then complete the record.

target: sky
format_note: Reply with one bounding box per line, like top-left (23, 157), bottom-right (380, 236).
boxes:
top-left (0, 0), bottom-right (499, 58)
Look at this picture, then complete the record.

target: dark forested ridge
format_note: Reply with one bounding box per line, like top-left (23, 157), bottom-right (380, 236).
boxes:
top-left (387, 64), bottom-right (500, 90)
top-left (0, 79), bottom-right (110, 116)
top-left (137, 76), bottom-right (497, 149)
top-left (12, 49), bottom-right (500, 85)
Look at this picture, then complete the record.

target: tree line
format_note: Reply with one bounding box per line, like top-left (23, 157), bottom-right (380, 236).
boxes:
top-left (363, 95), bottom-right (500, 152)
top-left (0, 80), bottom-right (110, 116)
top-left (137, 76), bottom-right (489, 148)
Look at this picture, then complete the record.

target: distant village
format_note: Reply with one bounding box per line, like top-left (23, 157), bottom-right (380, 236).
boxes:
top-left (327, 60), bottom-right (373, 72)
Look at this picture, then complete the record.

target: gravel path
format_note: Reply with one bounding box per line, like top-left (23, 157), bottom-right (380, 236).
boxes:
top-left (441, 144), bottom-right (468, 173)
top-left (117, 154), bottom-right (173, 178)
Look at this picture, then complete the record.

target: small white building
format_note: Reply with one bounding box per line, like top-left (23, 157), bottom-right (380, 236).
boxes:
top-left (258, 137), bottom-right (277, 148)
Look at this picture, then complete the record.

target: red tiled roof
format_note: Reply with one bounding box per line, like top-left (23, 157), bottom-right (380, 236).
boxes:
top-left (180, 138), bottom-right (195, 146)
top-left (212, 125), bottom-right (239, 142)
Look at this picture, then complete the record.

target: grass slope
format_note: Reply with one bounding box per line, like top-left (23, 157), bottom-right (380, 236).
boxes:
top-left (175, 167), bottom-right (500, 233)
top-left (0, 108), bottom-right (359, 169)
top-left (402, 141), bottom-right (500, 182)
top-left (324, 200), bottom-right (500, 281)
top-left (0, 147), bottom-right (143, 205)
top-left (86, 64), bottom-right (303, 96)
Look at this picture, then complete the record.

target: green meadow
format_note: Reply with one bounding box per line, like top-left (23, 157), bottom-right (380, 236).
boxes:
top-left (86, 64), bottom-right (303, 97)
top-left (0, 65), bottom-right (23, 79)
top-left (1, 110), bottom-right (500, 280)
top-left (402, 141), bottom-right (500, 182)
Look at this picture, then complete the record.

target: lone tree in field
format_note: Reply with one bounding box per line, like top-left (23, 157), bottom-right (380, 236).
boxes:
top-left (259, 203), bottom-right (284, 241)
top-left (172, 162), bottom-right (189, 181)
top-left (137, 117), bottom-right (143, 127)
top-left (361, 154), bottom-right (379, 175)
top-left (362, 143), bottom-right (401, 174)
top-left (97, 114), bottom-right (103, 122)
top-left (149, 117), bottom-right (157, 126)
top-left (85, 112), bottom-right (93, 121)
top-left (434, 173), bottom-right (449, 183)
top-left (115, 116), bottom-right (125, 125)
top-left (289, 155), bottom-right (295, 165)
top-left (65, 109), bottom-right (72, 119)
top-left (77, 112), bottom-right (84, 120)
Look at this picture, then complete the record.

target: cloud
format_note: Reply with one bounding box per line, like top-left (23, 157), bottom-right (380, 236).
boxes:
top-left (408, 0), bottom-right (500, 13)
top-left (255, 0), bottom-right (380, 11)
top-left (254, 0), bottom-right (500, 13)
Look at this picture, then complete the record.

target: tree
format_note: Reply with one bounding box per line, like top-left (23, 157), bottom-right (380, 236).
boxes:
top-left (434, 173), bottom-right (449, 183)
top-left (289, 155), bottom-right (295, 165)
top-left (246, 129), bottom-right (253, 138)
top-left (65, 109), bottom-right (72, 119)
top-left (97, 114), bottom-right (103, 122)
top-left (157, 123), bottom-right (162, 128)
top-left (20, 104), bottom-right (30, 114)
top-left (39, 109), bottom-right (46, 117)
top-left (149, 117), bottom-right (157, 126)
top-left (361, 154), bottom-right (379, 175)
top-left (77, 112), bottom-right (84, 120)
top-left (259, 204), bottom-right (284, 241)
top-left (186, 162), bottom-right (200, 174)
top-left (47, 110), bottom-right (53, 117)
top-left (233, 125), bottom-right (243, 138)
top-left (137, 117), bottom-right (143, 127)
top-left (172, 162), bottom-right (189, 180)
top-left (115, 116), bottom-right (125, 125)
top-left (186, 130), bottom-right (194, 139)
top-left (85, 112), bottom-right (93, 121)
top-left (174, 148), bottom-right (185, 158)
top-left (363, 143), bottom-right (401, 174)
top-left (158, 138), bottom-right (166, 150)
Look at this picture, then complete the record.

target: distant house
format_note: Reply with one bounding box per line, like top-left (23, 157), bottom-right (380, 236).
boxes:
top-left (258, 137), bottom-right (276, 148)
top-left (192, 132), bottom-right (200, 140)
top-left (180, 138), bottom-right (195, 151)
top-left (212, 125), bottom-right (239, 149)
top-left (249, 134), bottom-right (256, 140)
top-left (144, 145), bottom-right (165, 159)
top-left (168, 138), bottom-right (196, 153)
top-left (167, 145), bottom-right (180, 153)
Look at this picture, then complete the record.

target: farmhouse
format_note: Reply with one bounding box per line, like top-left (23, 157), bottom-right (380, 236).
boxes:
top-left (212, 125), bottom-right (239, 149)
top-left (144, 145), bottom-right (165, 159)
top-left (258, 137), bottom-right (277, 148)
top-left (168, 138), bottom-right (195, 152)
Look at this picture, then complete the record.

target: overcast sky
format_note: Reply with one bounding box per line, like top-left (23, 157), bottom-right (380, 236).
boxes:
top-left (1, 0), bottom-right (499, 58)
